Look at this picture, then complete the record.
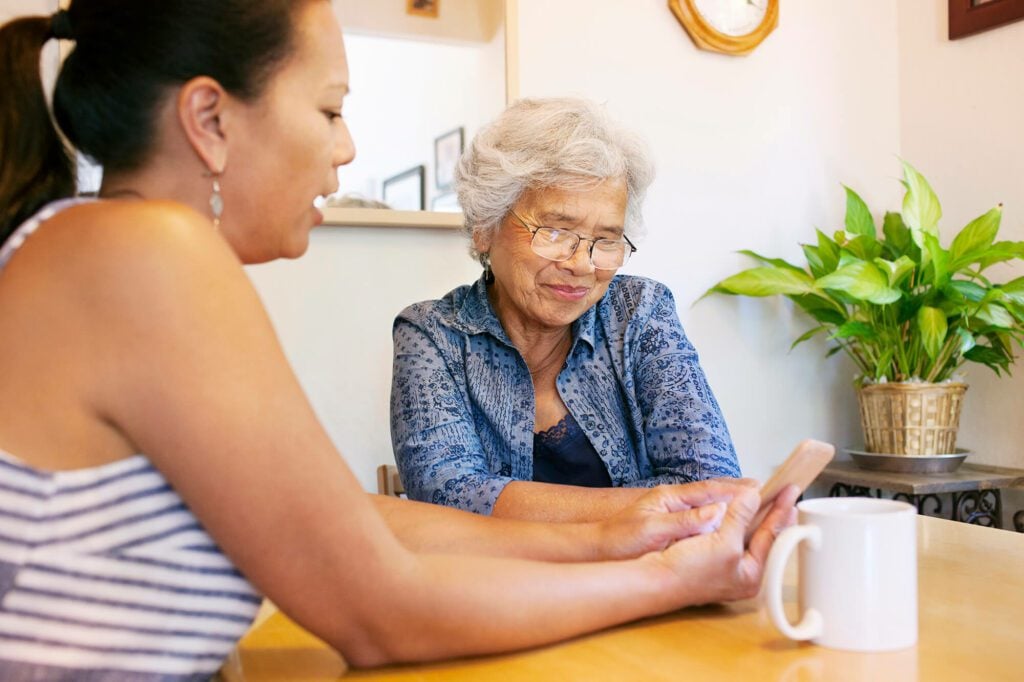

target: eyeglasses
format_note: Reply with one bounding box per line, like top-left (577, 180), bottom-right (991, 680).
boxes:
top-left (510, 211), bottom-right (637, 270)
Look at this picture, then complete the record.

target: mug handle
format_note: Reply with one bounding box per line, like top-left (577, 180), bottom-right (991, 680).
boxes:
top-left (763, 524), bottom-right (823, 641)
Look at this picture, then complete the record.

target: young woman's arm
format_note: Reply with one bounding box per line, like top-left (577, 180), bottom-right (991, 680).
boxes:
top-left (371, 475), bottom-right (759, 562)
top-left (62, 203), bottom-right (794, 667)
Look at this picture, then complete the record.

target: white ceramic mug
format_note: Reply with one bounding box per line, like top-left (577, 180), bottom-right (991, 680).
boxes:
top-left (763, 497), bottom-right (918, 652)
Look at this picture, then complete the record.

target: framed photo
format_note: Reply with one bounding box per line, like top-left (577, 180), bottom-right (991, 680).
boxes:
top-left (949, 0), bottom-right (1024, 39)
top-left (434, 127), bottom-right (464, 191)
top-left (382, 165), bottom-right (426, 211)
top-left (407, 0), bottom-right (440, 19)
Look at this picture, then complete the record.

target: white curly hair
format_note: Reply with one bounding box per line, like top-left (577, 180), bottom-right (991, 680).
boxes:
top-left (454, 97), bottom-right (654, 262)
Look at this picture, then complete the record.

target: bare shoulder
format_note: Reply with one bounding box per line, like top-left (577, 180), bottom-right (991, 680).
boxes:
top-left (0, 199), bottom-right (270, 374)
top-left (18, 200), bottom-right (250, 309)
top-left (41, 199), bottom-right (236, 271)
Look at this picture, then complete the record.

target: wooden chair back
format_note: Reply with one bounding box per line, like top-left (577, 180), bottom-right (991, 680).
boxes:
top-left (376, 464), bottom-right (405, 497)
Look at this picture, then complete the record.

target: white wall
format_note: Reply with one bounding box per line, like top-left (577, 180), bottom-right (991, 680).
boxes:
top-left (897, 0), bottom-right (1024, 521)
top-left (246, 227), bottom-right (479, 491)
top-left (0, 1), bottom-right (51, 23)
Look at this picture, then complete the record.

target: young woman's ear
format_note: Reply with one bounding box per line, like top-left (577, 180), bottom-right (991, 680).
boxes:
top-left (176, 76), bottom-right (230, 174)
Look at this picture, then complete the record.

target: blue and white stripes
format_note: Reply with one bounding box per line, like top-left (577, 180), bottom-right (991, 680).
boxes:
top-left (0, 451), bottom-right (261, 679)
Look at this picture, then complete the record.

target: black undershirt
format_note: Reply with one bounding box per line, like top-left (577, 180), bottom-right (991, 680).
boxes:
top-left (532, 412), bottom-right (612, 487)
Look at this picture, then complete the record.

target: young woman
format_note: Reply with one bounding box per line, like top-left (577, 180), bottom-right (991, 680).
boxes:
top-left (0, 1), bottom-right (797, 678)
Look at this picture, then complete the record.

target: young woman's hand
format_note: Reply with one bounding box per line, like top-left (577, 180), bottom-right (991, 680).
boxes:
top-left (594, 478), bottom-right (762, 560)
top-left (648, 483), bottom-right (800, 606)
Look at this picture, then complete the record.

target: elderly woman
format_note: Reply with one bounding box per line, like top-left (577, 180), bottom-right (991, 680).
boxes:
top-left (391, 97), bottom-right (740, 520)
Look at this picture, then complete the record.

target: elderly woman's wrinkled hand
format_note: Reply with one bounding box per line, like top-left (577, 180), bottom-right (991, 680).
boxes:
top-left (595, 478), bottom-right (761, 560)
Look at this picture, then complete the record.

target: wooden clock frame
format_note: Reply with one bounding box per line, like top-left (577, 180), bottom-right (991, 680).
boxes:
top-left (668, 0), bottom-right (779, 56)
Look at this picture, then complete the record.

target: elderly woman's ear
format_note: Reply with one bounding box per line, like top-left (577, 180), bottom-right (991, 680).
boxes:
top-left (472, 227), bottom-right (493, 257)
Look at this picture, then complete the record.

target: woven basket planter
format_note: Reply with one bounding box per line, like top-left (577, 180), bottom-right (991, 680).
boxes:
top-left (856, 382), bottom-right (968, 455)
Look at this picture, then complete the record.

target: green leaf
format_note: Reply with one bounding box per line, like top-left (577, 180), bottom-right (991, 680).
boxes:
top-left (816, 230), bottom-right (840, 272)
top-left (736, 250), bottom-right (806, 273)
top-left (917, 306), bottom-right (947, 360)
top-left (992, 331), bottom-right (1015, 357)
top-left (996, 276), bottom-right (1024, 305)
top-left (949, 206), bottom-right (1001, 269)
top-left (832, 321), bottom-right (877, 340)
top-left (977, 241), bottom-right (1024, 271)
top-left (816, 261), bottom-right (901, 304)
top-left (714, 267), bottom-right (816, 297)
top-left (1005, 300), bottom-right (1024, 325)
top-left (896, 294), bottom-right (922, 324)
top-left (873, 256), bottom-right (915, 287)
top-left (882, 211), bottom-right (912, 256)
top-left (975, 303), bottom-right (1015, 329)
top-left (789, 294), bottom-right (848, 325)
top-left (825, 345), bottom-right (845, 358)
top-left (843, 235), bottom-right (882, 262)
top-left (955, 327), bottom-right (976, 355)
top-left (875, 347), bottom-right (895, 380)
top-left (843, 186), bottom-right (876, 238)
top-left (837, 250), bottom-right (862, 269)
top-left (965, 344), bottom-right (1010, 375)
top-left (901, 160), bottom-right (942, 236)
top-left (802, 245), bottom-right (826, 279)
top-left (790, 326), bottom-right (828, 351)
top-left (946, 280), bottom-right (987, 303)
top-left (923, 233), bottom-right (950, 289)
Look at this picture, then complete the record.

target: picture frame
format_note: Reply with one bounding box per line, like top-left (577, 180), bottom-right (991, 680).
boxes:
top-left (382, 165), bottom-right (426, 211)
top-left (434, 127), bottom-right (464, 191)
top-left (406, 0), bottom-right (440, 19)
top-left (949, 0), bottom-right (1024, 39)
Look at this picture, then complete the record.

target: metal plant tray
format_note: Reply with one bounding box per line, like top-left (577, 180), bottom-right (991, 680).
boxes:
top-left (846, 448), bottom-right (970, 474)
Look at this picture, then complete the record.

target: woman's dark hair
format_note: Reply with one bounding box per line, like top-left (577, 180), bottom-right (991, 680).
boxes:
top-left (0, 0), bottom-right (313, 242)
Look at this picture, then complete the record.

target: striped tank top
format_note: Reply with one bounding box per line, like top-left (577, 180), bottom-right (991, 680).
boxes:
top-left (0, 200), bottom-right (262, 680)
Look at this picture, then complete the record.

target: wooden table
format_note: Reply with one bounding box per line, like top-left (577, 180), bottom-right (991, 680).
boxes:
top-left (818, 462), bottom-right (1024, 528)
top-left (220, 516), bottom-right (1024, 681)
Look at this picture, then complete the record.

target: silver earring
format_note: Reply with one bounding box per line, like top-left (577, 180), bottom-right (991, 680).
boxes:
top-left (205, 171), bottom-right (224, 228)
top-left (480, 252), bottom-right (494, 284)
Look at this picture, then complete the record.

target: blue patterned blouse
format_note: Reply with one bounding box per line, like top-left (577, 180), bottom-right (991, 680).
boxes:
top-left (390, 274), bottom-right (741, 514)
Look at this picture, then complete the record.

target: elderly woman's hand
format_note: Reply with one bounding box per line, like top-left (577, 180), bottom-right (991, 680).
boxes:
top-left (647, 483), bottom-right (800, 606)
top-left (594, 478), bottom-right (763, 561)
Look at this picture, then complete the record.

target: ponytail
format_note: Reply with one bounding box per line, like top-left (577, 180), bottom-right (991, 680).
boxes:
top-left (0, 15), bottom-right (75, 243)
top-left (2, 0), bottom-right (312, 244)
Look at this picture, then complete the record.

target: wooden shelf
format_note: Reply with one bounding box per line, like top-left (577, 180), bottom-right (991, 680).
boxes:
top-left (320, 208), bottom-right (463, 230)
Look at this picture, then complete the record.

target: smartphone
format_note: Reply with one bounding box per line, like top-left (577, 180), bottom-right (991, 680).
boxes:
top-left (744, 439), bottom-right (835, 543)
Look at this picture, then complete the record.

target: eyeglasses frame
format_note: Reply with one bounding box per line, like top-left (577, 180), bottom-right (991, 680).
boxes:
top-left (509, 210), bottom-right (637, 270)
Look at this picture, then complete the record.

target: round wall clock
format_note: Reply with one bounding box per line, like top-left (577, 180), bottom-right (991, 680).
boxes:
top-left (669, 0), bottom-right (779, 56)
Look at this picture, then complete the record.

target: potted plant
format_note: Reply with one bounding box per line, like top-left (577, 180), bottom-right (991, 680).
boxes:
top-left (705, 161), bottom-right (1024, 456)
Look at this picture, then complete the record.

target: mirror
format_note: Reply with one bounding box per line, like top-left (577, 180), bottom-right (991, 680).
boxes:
top-left (325, 0), bottom-right (517, 229)
top-left (43, 0), bottom-right (518, 226)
